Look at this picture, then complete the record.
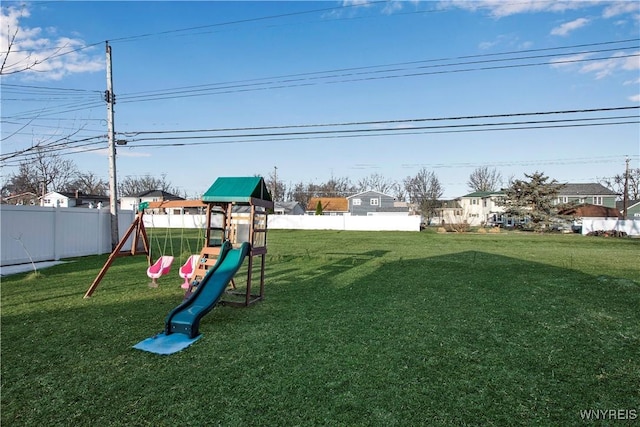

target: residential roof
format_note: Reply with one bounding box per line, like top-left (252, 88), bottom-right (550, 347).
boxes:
top-left (307, 197), bottom-right (349, 212)
top-left (616, 200), bottom-right (640, 211)
top-left (434, 199), bottom-right (462, 209)
top-left (133, 190), bottom-right (184, 200)
top-left (46, 191), bottom-right (109, 201)
top-left (461, 190), bottom-right (505, 198)
top-left (202, 176), bottom-right (272, 203)
top-left (275, 201), bottom-right (304, 211)
top-left (559, 183), bottom-right (617, 196)
top-left (558, 204), bottom-right (621, 218)
top-left (346, 190), bottom-right (395, 199)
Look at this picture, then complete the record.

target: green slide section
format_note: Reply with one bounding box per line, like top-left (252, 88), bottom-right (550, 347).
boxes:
top-left (165, 242), bottom-right (250, 339)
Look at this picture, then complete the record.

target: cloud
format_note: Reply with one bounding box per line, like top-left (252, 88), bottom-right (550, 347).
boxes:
top-left (602, 1), bottom-right (640, 18)
top-left (0, 5), bottom-right (103, 80)
top-left (444, 0), bottom-right (591, 18)
top-left (629, 94), bottom-right (640, 102)
top-left (342, 0), bottom-right (373, 8)
top-left (550, 51), bottom-right (640, 79)
top-left (550, 18), bottom-right (590, 36)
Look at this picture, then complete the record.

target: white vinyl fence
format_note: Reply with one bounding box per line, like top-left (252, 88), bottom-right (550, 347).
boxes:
top-left (268, 214), bottom-right (421, 231)
top-left (0, 207), bottom-right (420, 267)
top-left (0, 205), bottom-right (135, 267)
top-left (581, 219), bottom-right (640, 236)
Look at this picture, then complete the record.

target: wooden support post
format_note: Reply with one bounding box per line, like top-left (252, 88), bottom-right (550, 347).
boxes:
top-left (84, 212), bottom-right (149, 298)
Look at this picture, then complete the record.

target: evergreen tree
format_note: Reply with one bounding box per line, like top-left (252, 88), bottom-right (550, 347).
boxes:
top-left (501, 171), bottom-right (564, 231)
top-left (315, 200), bottom-right (323, 215)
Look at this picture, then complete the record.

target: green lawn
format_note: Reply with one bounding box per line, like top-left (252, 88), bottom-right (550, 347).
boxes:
top-left (2, 230), bottom-right (639, 426)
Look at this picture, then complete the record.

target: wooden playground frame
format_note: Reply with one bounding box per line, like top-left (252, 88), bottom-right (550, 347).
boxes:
top-left (84, 195), bottom-right (272, 306)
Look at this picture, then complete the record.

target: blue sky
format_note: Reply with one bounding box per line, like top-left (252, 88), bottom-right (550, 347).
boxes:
top-left (2, 1), bottom-right (639, 199)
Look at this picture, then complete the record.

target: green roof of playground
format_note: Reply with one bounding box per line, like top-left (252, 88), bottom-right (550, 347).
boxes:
top-left (202, 176), bottom-right (272, 203)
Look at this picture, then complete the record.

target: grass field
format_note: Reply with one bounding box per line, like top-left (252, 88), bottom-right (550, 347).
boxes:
top-left (1, 230), bottom-right (639, 426)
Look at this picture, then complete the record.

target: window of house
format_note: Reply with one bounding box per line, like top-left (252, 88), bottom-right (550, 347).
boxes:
top-left (370, 198), bottom-right (379, 206)
top-left (593, 196), bottom-right (603, 205)
top-left (471, 199), bottom-right (477, 205)
top-left (483, 199), bottom-right (487, 207)
top-left (43, 199), bottom-right (50, 204)
top-left (353, 198), bottom-right (361, 206)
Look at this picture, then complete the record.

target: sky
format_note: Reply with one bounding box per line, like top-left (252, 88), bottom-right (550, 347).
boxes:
top-left (1, 0), bottom-right (639, 199)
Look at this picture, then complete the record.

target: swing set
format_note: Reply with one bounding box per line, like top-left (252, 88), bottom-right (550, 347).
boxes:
top-left (83, 199), bottom-right (207, 298)
top-left (84, 176), bottom-right (273, 308)
top-left (145, 209), bottom-right (205, 287)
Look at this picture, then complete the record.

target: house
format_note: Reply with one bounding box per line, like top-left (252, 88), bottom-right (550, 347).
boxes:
top-left (346, 190), bottom-right (407, 216)
top-left (274, 201), bottom-right (305, 215)
top-left (41, 191), bottom-right (109, 208)
top-left (432, 199), bottom-right (463, 225)
top-left (616, 200), bottom-right (640, 220)
top-left (306, 197), bottom-right (349, 215)
top-left (457, 191), bottom-right (507, 227)
top-left (120, 190), bottom-right (185, 213)
top-left (1, 192), bottom-right (39, 205)
top-left (554, 183), bottom-right (618, 208)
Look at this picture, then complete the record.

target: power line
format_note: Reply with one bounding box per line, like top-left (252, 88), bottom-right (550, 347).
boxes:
top-left (118, 38), bottom-right (638, 99)
top-left (121, 120), bottom-right (638, 149)
top-left (3, 106), bottom-right (636, 162)
top-left (105, 1), bottom-right (388, 44)
top-left (119, 106), bottom-right (639, 136)
top-left (114, 41), bottom-right (640, 104)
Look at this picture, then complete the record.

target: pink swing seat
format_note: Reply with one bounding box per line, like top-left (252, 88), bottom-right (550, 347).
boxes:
top-left (179, 255), bottom-right (199, 289)
top-left (147, 256), bottom-right (174, 287)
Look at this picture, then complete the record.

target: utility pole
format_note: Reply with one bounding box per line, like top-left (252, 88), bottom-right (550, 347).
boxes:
top-left (623, 156), bottom-right (630, 219)
top-left (273, 166), bottom-right (277, 201)
top-left (106, 41), bottom-right (119, 248)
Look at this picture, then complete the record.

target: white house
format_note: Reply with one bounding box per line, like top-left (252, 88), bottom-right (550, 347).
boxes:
top-left (456, 191), bottom-right (506, 227)
top-left (41, 191), bottom-right (108, 209)
top-left (120, 190), bottom-right (185, 212)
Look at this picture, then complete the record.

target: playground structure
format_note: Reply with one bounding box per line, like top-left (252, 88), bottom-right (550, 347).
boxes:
top-left (84, 176), bottom-right (273, 308)
top-left (133, 176), bottom-right (273, 354)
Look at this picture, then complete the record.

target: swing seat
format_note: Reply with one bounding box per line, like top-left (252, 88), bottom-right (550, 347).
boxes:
top-left (147, 256), bottom-right (174, 279)
top-left (179, 255), bottom-right (199, 289)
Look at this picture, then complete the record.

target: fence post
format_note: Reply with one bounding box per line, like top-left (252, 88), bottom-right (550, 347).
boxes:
top-left (53, 206), bottom-right (60, 261)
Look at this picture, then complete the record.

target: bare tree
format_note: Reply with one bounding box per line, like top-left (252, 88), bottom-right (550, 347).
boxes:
top-left (264, 170), bottom-right (287, 202)
top-left (599, 168), bottom-right (640, 201)
top-left (467, 166), bottom-right (503, 192)
top-left (391, 182), bottom-right (407, 202)
top-left (287, 181), bottom-right (310, 208)
top-left (118, 174), bottom-right (181, 197)
top-left (404, 168), bottom-right (443, 224)
top-left (319, 176), bottom-right (356, 197)
top-left (356, 173), bottom-right (395, 194)
top-left (4, 148), bottom-right (78, 195)
top-left (65, 171), bottom-right (108, 195)
top-left (286, 177), bottom-right (356, 207)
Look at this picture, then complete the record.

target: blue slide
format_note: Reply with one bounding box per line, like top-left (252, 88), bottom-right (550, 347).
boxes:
top-left (133, 241), bottom-right (250, 355)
